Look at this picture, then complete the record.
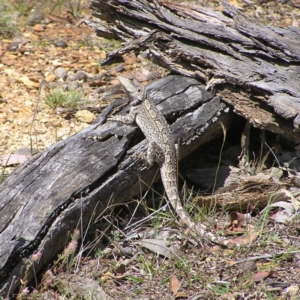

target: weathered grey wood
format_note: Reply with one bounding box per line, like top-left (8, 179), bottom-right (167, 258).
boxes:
top-left (0, 75), bottom-right (234, 296)
top-left (87, 0), bottom-right (300, 143)
top-left (194, 170), bottom-right (286, 211)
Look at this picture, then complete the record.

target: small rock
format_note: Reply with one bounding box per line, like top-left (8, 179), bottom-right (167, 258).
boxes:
top-left (45, 74), bottom-right (56, 82)
top-left (67, 72), bottom-right (75, 81)
top-left (75, 110), bottom-right (95, 124)
top-left (74, 71), bottom-right (88, 82)
top-left (6, 42), bottom-right (22, 51)
top-left (110, 79), bottom-right (120, 85)
top-left (33, 24), bottom-right (44, 32)
top-left (18, 75), bottom-right (40, 89)
top-left (28, 11), bottom-right (45, 25)
top-left (51, 40), bottom-right (68, 48)
top-left (52, 60), bottom-right (62, 67)
top-left (123, 52), bottom-right (137, 65)
top-left (11, 107), bottom-right (19, 112)
top-left (237, 260), bottom-right (256, 273)
top-left (55, 67), bottom-right (67, 80)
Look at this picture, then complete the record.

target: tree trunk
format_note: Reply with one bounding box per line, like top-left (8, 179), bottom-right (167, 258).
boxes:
top-left (0, 75), bottom-right (233, 296)
top-left (87, 0), bottom-right (300, 143)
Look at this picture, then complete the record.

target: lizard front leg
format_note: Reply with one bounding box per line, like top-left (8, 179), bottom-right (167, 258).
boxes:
top-left (108, 106), bottom-right (140, 125)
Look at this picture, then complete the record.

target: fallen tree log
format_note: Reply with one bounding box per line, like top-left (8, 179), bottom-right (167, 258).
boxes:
top-left (0, 75), bottom-right (233, 296)
top-left (87, 0), bottom-right (300, 143)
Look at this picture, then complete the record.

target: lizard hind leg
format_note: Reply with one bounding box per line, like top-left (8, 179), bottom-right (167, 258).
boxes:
top-left (134, 141), bottom-right (165, 168)
top-left (146, 141), bottom-right (165, 168)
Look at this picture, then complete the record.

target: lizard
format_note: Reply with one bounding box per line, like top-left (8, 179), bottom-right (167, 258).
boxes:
top-left (108, 75), bottom-right (209, 239)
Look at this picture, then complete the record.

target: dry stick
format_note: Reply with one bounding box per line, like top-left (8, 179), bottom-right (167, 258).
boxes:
top-left (264, 142), bottom-right (281, 168)
top-left (5, 275), bottom-right (15, 300)
top-left (30, 79), bottom-right (46, 155)
top-left (212, 122), bottom-right (227, 195)
top-left (231, 250), bottom-right (300, 266)
top-left (238, 121), bottom-right (251, 171)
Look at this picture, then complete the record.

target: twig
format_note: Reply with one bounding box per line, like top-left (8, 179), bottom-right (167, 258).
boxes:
top-left (30, 79), bottom-right (46, 154)
top-left (231, 250), bottom-right (300, 265)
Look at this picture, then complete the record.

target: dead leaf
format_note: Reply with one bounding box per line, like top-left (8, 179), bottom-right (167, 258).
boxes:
top-left (33, 24), bottom-right (44, 32)
top-left (283, 285), bottom-right (299, 297)
top-left (100, 272), bottom-right (114, 282)
top-left (227, 212), bottom-right (245, 231)
top-left (251, 270), bottom-right (276, 282)
top-left (170, 275), bottom-right (187, 298)
top-left (229, 0), bottom-right (243, 9)
top-left (292, 16), bottom-right (299, 27)
top-left (45, 13), bottom-right (73, 24)
top-left (212, 245), bottom-right (221, 251)
top-left (134, 239), bottom-right (184, 259)
top-left (223, 249), bottom-right (234, 256)
top-left (282, 190), bottom-right (300, 210)
top-left (251, 271), bottom-right (269, 282)
top-left (226, 232), bottom-right (258, 246)
top-left (215, 224), bottom-right (226, 231)
top-left (115, 264), bottom-right (126, 275)
top-left (175, 291), bottom-right (187, 299)
top-left (1, 57), bottom-right (18, 66)
top-left (269, 198), bottom-right (299, 223)
top-left (170, 275), bottom-right (180, 295)
top-left (101, 271), bottom-right (126, 282)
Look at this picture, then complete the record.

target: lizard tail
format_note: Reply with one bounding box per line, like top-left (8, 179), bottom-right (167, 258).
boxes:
top-left (160, 168), bottom-right (196, 230)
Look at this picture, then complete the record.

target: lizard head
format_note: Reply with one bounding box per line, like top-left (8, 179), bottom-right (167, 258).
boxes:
top-left (118, 75), bottom-right (146, 105)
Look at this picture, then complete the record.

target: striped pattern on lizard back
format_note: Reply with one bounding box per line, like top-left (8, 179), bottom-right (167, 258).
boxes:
top-left (137, 97), bottom-right (179, 202)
